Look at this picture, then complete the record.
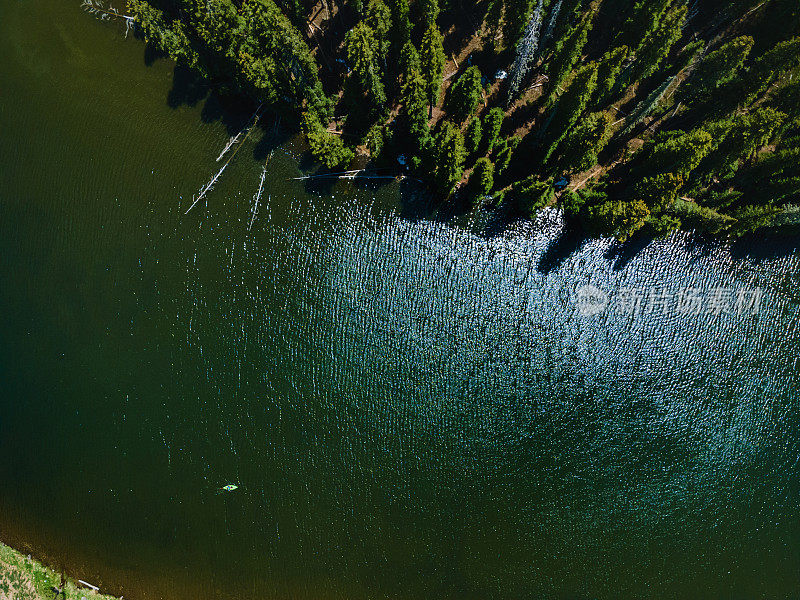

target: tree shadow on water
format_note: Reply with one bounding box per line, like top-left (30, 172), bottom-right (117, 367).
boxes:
top-left (252, 119), bottom-right (293, 161)
top-left (398, 179), bottom-right (440, 222)
top-left (143, 42), bottom-right (167, 66)
top-left (729, 226), bottom-right (800, 262)
top-left (199, 92), bottom-right (257, 136)
top-left (537, 224), bottom-right (590, 274)
top-left (603, 233), bottom-right (655, 271)
top-left (479, 201), bottom-right (529, 238)
top-left (167, 64), bottom-right (210, 109)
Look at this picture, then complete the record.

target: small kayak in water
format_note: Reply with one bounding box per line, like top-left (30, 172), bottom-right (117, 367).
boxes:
top-left (220, 484), bottom-right (238, 492)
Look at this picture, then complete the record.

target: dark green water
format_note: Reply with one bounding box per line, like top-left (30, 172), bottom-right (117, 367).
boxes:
top-left (2, 2), bottom-right (800, 599)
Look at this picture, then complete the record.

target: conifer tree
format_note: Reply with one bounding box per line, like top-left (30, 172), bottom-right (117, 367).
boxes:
top-left (482, 108), bottom-right (505, 154)
top-left (448, 66), bottom-right (483, 122)
top-left (237, 0), bottom-right (324, 107)
top-left (470, 158), bottom-right (495, 199)
top-left (639, 129), bottom-right (714, 179)
top-left (617, 0), bottom-right (672, 48)
top-left (398, 69), bottom-right (430, 146)
top-left (745, 37), bottom-right (800, 99)
top-left (420, 0), bottom-right (439, 25)
top-left (510, 177), bottom-right (553, 214)
top-left (539, 0), bottom-right (564, 50)
top-left (506, 0), bottom-right (544, 102)
top-left (302, 111), bottom-right (355, 169)
top-left (503, 0), bottom-right (533, 47)
top-left (541, 63), bottom-right (598, 163)
top-left (618, 72), bottom-right (678, 138)
top-left (465, 117), bottom-right (483, 155)
top-left (495, 136), bottom-right (521, 174)
top-left (630, 172), bottom-right (683, 211)
top-left (585, 198), bottom-right (651, 241)
top-left (735, 147), bottom-right (800, 205)
top-left (186, 0), bottom-right (243, 61)
top-left (431, 121), bottom-right (467, 194)
top-left (484, 0), bottom-right (504, 49)
top-left (672, 197), bottom-right (734, 234)
top-left (591, 45), bottom-right (628, 106)
top-left (708, 37), bottom-right (800, 113)
top-left (365, 0), bottom-right (392, 59)
top-left (399, 41), bottom-right (420, 88)
top-left (390, 0), bottom-right (411, 51)
top-left (630, 3), bottom-right (686, 81)
top-left (681, 36), bottom-right (753, 103)
top-left (345, 21), bottom-right (386, 111)
top-left (546, 4), bottom-right (596, 103)
top-left (130, 1), bottom-right (202, 71)
top-left (420, 23), bottom-right (446, 114)
top-left (557, 111), bottom-right (613, 172)
top-left (705, 107), bottom-right (787, 177)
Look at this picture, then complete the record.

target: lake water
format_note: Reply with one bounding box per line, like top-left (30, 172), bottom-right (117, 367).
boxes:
top-left (2, 1), bottom-right (800, 599)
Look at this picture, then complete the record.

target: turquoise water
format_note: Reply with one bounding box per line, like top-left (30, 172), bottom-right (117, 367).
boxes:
top-left (1, 1), bottom-right (800, 599)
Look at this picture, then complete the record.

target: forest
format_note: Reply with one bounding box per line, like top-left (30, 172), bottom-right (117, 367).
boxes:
top-left (124, 0), bottom-right (800, 240)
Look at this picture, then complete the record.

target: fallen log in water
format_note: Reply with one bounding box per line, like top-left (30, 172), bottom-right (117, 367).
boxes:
top-left (249, 166), bottom-right (268, 231)
top-left (81, 0), bottom-right (135, 35)
top-left (184, 162), bottom-right (228, 214)
top-left (183, 105), bottom-right (263, 215)
top-left (290, 169), bottom-right (394, 181)
top-left (216, 132), bottom-right (242, 162)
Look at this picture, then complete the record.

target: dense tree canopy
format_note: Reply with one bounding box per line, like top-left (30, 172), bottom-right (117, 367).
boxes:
top-left (127, 0), bottom-right (800, 238)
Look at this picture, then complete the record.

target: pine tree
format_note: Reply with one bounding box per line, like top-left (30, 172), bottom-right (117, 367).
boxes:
top-left (557, 111), bottom-right (613, 172)
top-left (482, 107), bottom-right (505, 153)
top-left (735, 147), bottom-right (800, 204)
top-left (390, 0), bottom-right (411, 52)
top-left (585, 198), bottom-right (651, 241)
top-left (237, 0), bottom-right (324, 107)
top-left (465, 116), bottom-right (483, 155)
top-left (630, 3), bottom-right (687, 82)
top-left (448, 66), bottom-right (483, 122)
top-left (771, 81), bottom-right (800, 137)
top-left (707, 107), bottom-right (788, 177)
top-left (591, 45), bottom-right (628, 106)
top-left (681, 36), bottom-right (753, 103)
top-left (617, 0), bottom-right (672, 48)
top-left (495, 135), bottom-right (521, 174)
top-left (365, 0), bottom-right (392, 59)
top-left (638, 129), bottom-right (714, 179)
top-left (545, 4), bottom-right (596, 103)
top-left (630, 172), bottom-right (683, 211)
top-left (618, 72), bottom-right (678, 138)
top-left (302, 111), bottom-right (355, 169)
top-left (506, 0), bottom-right (544, 103)
top-left (398, 68), bottom-right (430, 145)
top-left (420, 23), bottom-right (446, 114)
top-left (345, 21), bottom-right (387, 111)
top-left (541, 63), bottom-right (598, 163)
top-left (470, 158), bottom-right (495, 199)
top-left (399, 40), bottom-right (420, 87)
top-left (431, 121), bottom-right (467, 193)
top-left (672, 197), bottom-right (734, 234)
top-left (129, 1), bottom-right (202, 71)
top-left (539, 0), bottom-right (564, 50)
top-left (484, 0), bottom-right (504, 50)
top-left (420, 0), bottom-right (439, 25)
top-left (745, 37), bottom-right (800, 99)
top-left (503, 0), bottom-right (533, 47)
top-left (510, 176), bottom-right (553, 214)
top-left (186, 0), bottom-right (243, 61)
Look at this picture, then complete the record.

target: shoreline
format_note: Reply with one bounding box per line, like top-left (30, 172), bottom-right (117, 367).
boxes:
top-left (0, 542), bottom-right (119, 600)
